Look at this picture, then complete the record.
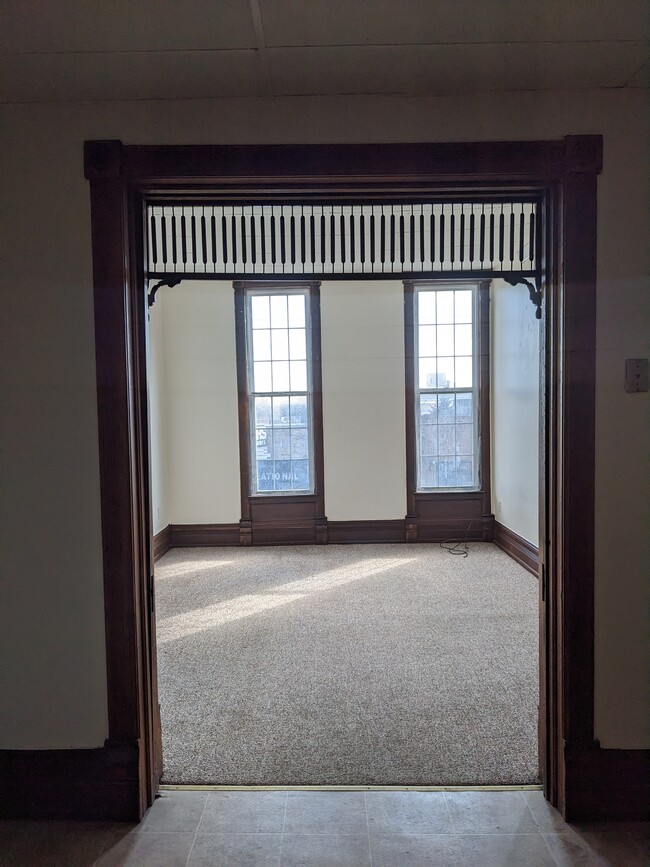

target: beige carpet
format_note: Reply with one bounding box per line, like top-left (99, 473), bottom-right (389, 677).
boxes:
top-left (155, 543), bottom-right (539, 785)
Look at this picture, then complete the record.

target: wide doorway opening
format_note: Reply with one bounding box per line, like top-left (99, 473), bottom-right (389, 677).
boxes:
top-left (146, 202), bottom-right (542, 786)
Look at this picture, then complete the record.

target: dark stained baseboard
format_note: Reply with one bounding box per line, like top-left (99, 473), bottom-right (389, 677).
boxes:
top-left (493, 521), bottom-right (539, 576)
top-left (0, 740), bottom-right (142, 821)
top-left (327, 519), bottom-right (406, 543)
top-left (153, 524), bottom-right (171, 561)
top-left (564, 743), bottom-right (650, 822)
top-left (155, 518), bottom-right (500, 552)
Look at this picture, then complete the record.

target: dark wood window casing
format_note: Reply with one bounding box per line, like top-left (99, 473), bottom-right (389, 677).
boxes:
top-left (404, 279), bottom-right (492, 542)
top-left (234, 281), bottom-right (326, 545)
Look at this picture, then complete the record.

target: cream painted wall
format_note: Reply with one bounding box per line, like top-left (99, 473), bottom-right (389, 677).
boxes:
top-left (321, 281), bottom-right (406, 520)
top-left (148, 298), bottom-right (169, 534)
top-left (159, 282), bottom-right (241, 525)
top-left (1, 90), bottom-right (647, 750)
top-left (490, 280), bottom-right (540, 546)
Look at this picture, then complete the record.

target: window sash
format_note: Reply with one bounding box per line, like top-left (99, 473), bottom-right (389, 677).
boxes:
top-left (245, 287), bottom-right (315, 495)
top-left (414, 284), bottom-right (480, 492)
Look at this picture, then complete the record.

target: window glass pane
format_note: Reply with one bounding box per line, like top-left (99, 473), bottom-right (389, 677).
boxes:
top-left (436, 291), bottom-right (454, 324)
top-left (273, 428), bottom-right (291, 459)
top-left (455, 356), bottom-right (473, 388)
top-left (256, 426), bottom-right (272, 460)
top-left (419, 357), bottom-right (437, 389)
top-left (419, 394), bottom-right (437, 425)
top-left (456, 424), bottom-right (473, 455)
top-left (455, 290), bottom-right (473, 323)
top-left (272, 395), bottom-right (289, 426)
top-left (291, 460), bottom-right (310, 491)
top-left (272, 360), bottom-right (290, 391)
top-left (253, 361), bottom-right (272, 392)
top-left (457, 456), bottom-right (474, 487)
top-left (438, 393), bottom-right (455, 424)
top-left (455, 324), bottom-right (472, 356)
top-left (256, 460), bottom-right (274, 491)
top-left (436, 357), bottom-right (454, 388)
top-left (421, 425), bottom-right (438, 457)
top-left (438, 457), bottom-right (457, 487)
top-left (251, 295), bottom-right (270, 328)
top-left (291, 428), bottom-right (309, 459)
top-left (436, 324), bottom-right (454, 356)
top-left (418, 292), bottom-right (436, 324)
top-left (438, 424), bottom-right (455, 456)
top-left (252, 329), bottom-right (271, 361)
top-left (288, 294), bottom-right (306, 327)
top-left (270, 294), bottom-right (288, 327)
top-left (289, 395), bottom-right (308, 426)
top-left (418, 325), bottom-right (436, 357)
top-left (420, 455), bottom-right (438, 488)
top-left (271, 329), bottom-right (289, 360)
top-left (254, 396), bottom-right (272, 427)
top-left (289, 328), bottom-right (306, 360)
top-left (290, 360), bottom-right (307, 392)
top-left (274, 460), bottom-right (292, 490)
top-left (456, 392), bottom-right (473, 422)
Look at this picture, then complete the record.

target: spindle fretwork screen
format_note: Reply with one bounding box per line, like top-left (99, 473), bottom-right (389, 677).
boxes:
top-left (147, 201), bottom-right (539, 279)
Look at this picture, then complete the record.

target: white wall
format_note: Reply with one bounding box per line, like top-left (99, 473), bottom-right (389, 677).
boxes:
top-left (490, 279), bottom-right (540, 546)
top-left (1, 90), bottom-right (647, 750)
top-left (321, 281), bottom-right (406, 520)
top-left (148, 299), bottom-right (169, 534)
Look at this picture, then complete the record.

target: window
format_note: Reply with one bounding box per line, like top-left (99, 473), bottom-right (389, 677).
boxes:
top-left (245, 288), bottom-right (314, 494)
top-left (414, 284), bottom-right (480, 490)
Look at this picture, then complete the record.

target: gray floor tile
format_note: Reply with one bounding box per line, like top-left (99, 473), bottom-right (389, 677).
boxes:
top-left (523, 790), bottom-right (568, 831)
top-left (283, 792), bottom-right (367, 835)
top-left (564, 825), bottom-right (650, 866)
top-left (140, 790), bottom-right (208, 832)
top-left (96, 830), bottom-right (195, 866)
top-left (188, 832), bottom-right (282, 866)
top-left (369, 832), bottom-right (463, 866)
top-left (199, 791), bottom-right (287, 834)
top-left (455, 833), bottom-right (557, 866)
top-left (365, 791), bottom-right (451, 835)
top-left (0, 821), bottom-right (129, 867)
top-left (445, 791), bottom-right (538, 834)
top-left (543, 831), bottom-right (605, 866)
top-left (280, 833), bottom-right (371, 866)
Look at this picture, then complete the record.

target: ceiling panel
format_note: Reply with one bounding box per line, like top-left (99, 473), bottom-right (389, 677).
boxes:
top-left (0, 50), bottom-right (261, 103)
top-left (0, 0), bottom-right (256, 52)
top-left (267, 42), bottom-right (649, 96)
top-left (260, 0), bottom-right (647, 47)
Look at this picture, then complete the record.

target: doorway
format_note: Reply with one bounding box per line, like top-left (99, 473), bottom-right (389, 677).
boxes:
top-left (83, 136), bottom-right (602, 819)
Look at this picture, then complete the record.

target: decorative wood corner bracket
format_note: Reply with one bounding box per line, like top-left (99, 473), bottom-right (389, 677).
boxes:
top-left (502, 275), bottom-right (543, 319)
top-left (147, 278), bottom-right (181, 308)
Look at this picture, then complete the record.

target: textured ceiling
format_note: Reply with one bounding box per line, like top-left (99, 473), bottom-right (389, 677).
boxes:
top-left (1, 0), bottom-right (647, 102)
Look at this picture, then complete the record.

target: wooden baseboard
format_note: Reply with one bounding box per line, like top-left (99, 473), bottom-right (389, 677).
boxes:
top-left (0, 740), bottom-right (142, 821)
top-left (564, 743), bottom-right (650, 821)
top-left (170, 523), bottom-right (240, 548)
top-left (328, 519), bottom-right (406, 543)
top-left (153, 524), bottom-right (171, 561)
top-left (415, 515), bottom-right (495, 543)
top-left (493, 521), bottom-right (539, 575)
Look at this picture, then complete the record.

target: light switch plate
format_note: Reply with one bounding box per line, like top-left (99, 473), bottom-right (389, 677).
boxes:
top-left (624, 358), bottom-right (649, 393)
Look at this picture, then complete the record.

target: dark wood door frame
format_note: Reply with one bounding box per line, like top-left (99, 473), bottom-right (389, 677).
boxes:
top-left (83, 136), bottom-right (609, 820)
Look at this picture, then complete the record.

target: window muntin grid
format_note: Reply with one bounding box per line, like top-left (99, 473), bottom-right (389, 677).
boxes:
top-left (246, 288), bottom-right (314, 495)
top-left (415, 284), bottom-right (479, 491)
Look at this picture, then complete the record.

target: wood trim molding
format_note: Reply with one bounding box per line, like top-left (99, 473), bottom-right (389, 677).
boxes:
top-left (563, 743), bottom-right (650, 822)
top-left (83, 135), bottom-right (605, 821)
top-left (0, 740), bottom-right (141, 821)
top-left (327, 520), bottom-right (406, 543)
top-left (171, 523), bottom-right (241, 547)
top-left (153, 525), bottom-right (171, 561)
top-left (493, 521), bottom-right (539, 576)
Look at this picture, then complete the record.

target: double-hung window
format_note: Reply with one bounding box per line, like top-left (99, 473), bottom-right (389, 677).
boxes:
top-left (412, 283), bottom-right (483, 491)
top-left (240, 284), bottom-right (317, 496)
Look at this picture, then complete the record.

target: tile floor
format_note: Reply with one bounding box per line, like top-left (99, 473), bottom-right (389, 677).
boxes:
top-left (0, 790), bottom-right (647, 866)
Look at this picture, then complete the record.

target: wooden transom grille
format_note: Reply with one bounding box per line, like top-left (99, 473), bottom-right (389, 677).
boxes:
top-left (147, 201), bottom-right (539, 278)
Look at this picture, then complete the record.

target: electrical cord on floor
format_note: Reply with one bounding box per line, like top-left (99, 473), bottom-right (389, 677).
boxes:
top-left (440, 519), bottom-right (475, 558)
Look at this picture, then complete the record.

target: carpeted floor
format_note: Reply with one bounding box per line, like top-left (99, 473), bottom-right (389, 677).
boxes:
top-left (155, 543), bottom-right (539, 786)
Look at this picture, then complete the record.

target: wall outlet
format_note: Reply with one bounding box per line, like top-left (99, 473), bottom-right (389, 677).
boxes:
top-left (624, 358), bottom-right (649, 393)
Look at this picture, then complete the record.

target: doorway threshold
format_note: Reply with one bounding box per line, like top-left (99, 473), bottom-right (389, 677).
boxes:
top-left (160, 784), bottom-right (543, 792)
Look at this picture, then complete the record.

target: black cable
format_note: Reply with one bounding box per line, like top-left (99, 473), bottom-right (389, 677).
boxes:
top-left (440, 519), bottom-right (474, 558)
